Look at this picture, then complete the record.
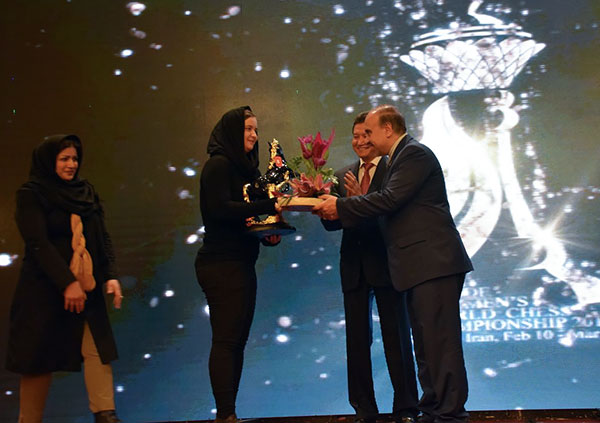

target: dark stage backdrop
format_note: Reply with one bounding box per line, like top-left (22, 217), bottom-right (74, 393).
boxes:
top-left (1, 1), bottom-right (599, 422)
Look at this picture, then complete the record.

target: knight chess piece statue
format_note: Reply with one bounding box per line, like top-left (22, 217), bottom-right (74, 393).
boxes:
top-left (243, 139), bottom-right (296, 236)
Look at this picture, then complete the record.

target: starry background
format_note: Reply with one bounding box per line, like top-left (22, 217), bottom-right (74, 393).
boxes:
top-left (1, 1), bottom-right (599, 422)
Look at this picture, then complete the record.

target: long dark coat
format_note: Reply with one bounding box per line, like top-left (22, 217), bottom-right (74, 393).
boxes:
top-left (6, 187), bottom-right (118, 374)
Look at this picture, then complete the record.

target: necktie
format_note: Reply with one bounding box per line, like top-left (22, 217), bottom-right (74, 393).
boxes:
top-left (360, 162), bottom-right (374, 194)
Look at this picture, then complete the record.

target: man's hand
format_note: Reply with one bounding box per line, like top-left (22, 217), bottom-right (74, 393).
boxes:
top-left (313, 194), bottom-right (339, 220)
top-left (343, 171), bottom-right (362, 197)
top-left (106, 279), bottom-right (123, 309)
top-left (64, 281), bottom-right (87, 313)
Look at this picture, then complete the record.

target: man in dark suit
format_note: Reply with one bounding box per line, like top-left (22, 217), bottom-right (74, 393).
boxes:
top-left (314, 105), bottom-right (473, 423)
top-left (322, 112), bottom-right (418, 423)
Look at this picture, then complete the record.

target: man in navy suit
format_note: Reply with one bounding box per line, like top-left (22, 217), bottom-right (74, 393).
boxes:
top-left (322, 112), bottom-right (418, 423)
top-left (314, 105), bottom-right (473, 423)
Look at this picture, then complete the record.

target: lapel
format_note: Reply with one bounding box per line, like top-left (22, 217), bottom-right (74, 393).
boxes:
top-left (389, 134), bottom-right (410, 167)
top-left (384, 134), bottom-right (412, 185)
top-left (351, 161), bottom-right (360, 178)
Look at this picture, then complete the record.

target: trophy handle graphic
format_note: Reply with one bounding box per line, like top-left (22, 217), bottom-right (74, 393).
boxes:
top-left (421, 95), bottom-right (503, 259)
top-left (421, 91), bottom-right (600, 308)
top-left (491, 91), bottom-right (600, 307)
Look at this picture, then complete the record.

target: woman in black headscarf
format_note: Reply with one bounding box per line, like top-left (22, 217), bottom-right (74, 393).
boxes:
top-left (195, 106), bottom-right (281, 423)
top-left (6, 135), bottom-right (123, 423)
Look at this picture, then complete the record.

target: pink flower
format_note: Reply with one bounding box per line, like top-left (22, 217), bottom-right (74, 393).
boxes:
top-left (312, 173), bottom-right (333, 194)
top-left (310, 129), bottom-right (335, 170)
top-left (290, 173), bottom-right (333, 197)
top-left (277, 128), bottom-right (336, 199)
top-left (291, 173), bottom-right (317, 197)
top-left (298, 135), bottom-right (313, 159)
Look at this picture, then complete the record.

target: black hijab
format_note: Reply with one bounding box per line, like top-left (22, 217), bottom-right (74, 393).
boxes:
top-left (23, 134), bottom-right (100, 216)
top-left (207, 106), bottom-right (260, 179)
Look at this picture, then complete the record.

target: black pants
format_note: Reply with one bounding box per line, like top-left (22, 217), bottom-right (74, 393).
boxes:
top-left (407, 273), bottom-right (468, 423)
top-left (344, 272), bottom-right (418, 421)
top-left (195, 256), bottom-right (257, 419)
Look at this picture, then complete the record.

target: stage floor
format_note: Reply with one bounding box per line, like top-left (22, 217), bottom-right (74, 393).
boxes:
top-left (151, 409), bottom-right (600, 423)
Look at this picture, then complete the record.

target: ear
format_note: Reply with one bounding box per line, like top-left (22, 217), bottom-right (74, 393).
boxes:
top-left (383, 122), bottom-right (394, 137)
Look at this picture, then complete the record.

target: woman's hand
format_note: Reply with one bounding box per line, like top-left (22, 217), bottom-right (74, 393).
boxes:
top-left (64, 281), bottom-right (87, 313)
top-left (106, 279), bottom-right (123, 309)
top-left (344, 171), bottom-right (362, 197)
top-left (263, 234), bottom-right (282, 245)
top-left (274, 199), bottom-right (282, 214)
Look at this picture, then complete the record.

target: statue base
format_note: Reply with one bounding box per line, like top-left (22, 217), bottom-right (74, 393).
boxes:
top-left (246, 221), bottom-right (296, 237)
top-left (278, 197), bottom-right (324, 211)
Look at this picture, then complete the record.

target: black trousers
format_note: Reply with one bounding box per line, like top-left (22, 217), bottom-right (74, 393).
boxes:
top-left (407, 273), bottom-right (469, 423)
top-left (195, 256), bottom-right (257, 419)
top-left (344, 272), bottom-right (418, 420)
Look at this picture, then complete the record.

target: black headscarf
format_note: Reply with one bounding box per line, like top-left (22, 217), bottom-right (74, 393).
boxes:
top-left (207, 105), bottom-right (260, 179)
top-left (23, 134), bottom-right (100, 217)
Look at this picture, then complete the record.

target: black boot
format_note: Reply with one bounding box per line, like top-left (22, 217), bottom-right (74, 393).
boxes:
top-left (94, 410), bottom-right (122, 423)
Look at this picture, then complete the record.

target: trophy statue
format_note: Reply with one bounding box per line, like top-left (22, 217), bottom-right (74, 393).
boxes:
top-left (243, 139), bottom-right (297, 237)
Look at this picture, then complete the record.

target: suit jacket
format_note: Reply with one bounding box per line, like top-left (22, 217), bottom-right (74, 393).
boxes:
top-left (337, 134), bottom-right (473, 292)
top-left (323, 157), bottom-right (392, 292)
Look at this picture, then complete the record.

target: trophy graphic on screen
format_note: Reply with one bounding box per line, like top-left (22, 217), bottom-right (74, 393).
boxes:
top-left (399, 0), bottom-right (599, 308)
top-left (243, 139), bottom-right (297, 237)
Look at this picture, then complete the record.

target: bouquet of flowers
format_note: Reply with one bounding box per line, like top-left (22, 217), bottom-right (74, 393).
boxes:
top-left (277, 129), bottom-right (338, 210)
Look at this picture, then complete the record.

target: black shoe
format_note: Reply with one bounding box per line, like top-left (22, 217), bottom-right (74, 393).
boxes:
top-left (417, 414), bottom-right (434, 423)
top-left (94, 410), bottom-right (121, 423)
top-left (392, 408), bottom-right (418, 423)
